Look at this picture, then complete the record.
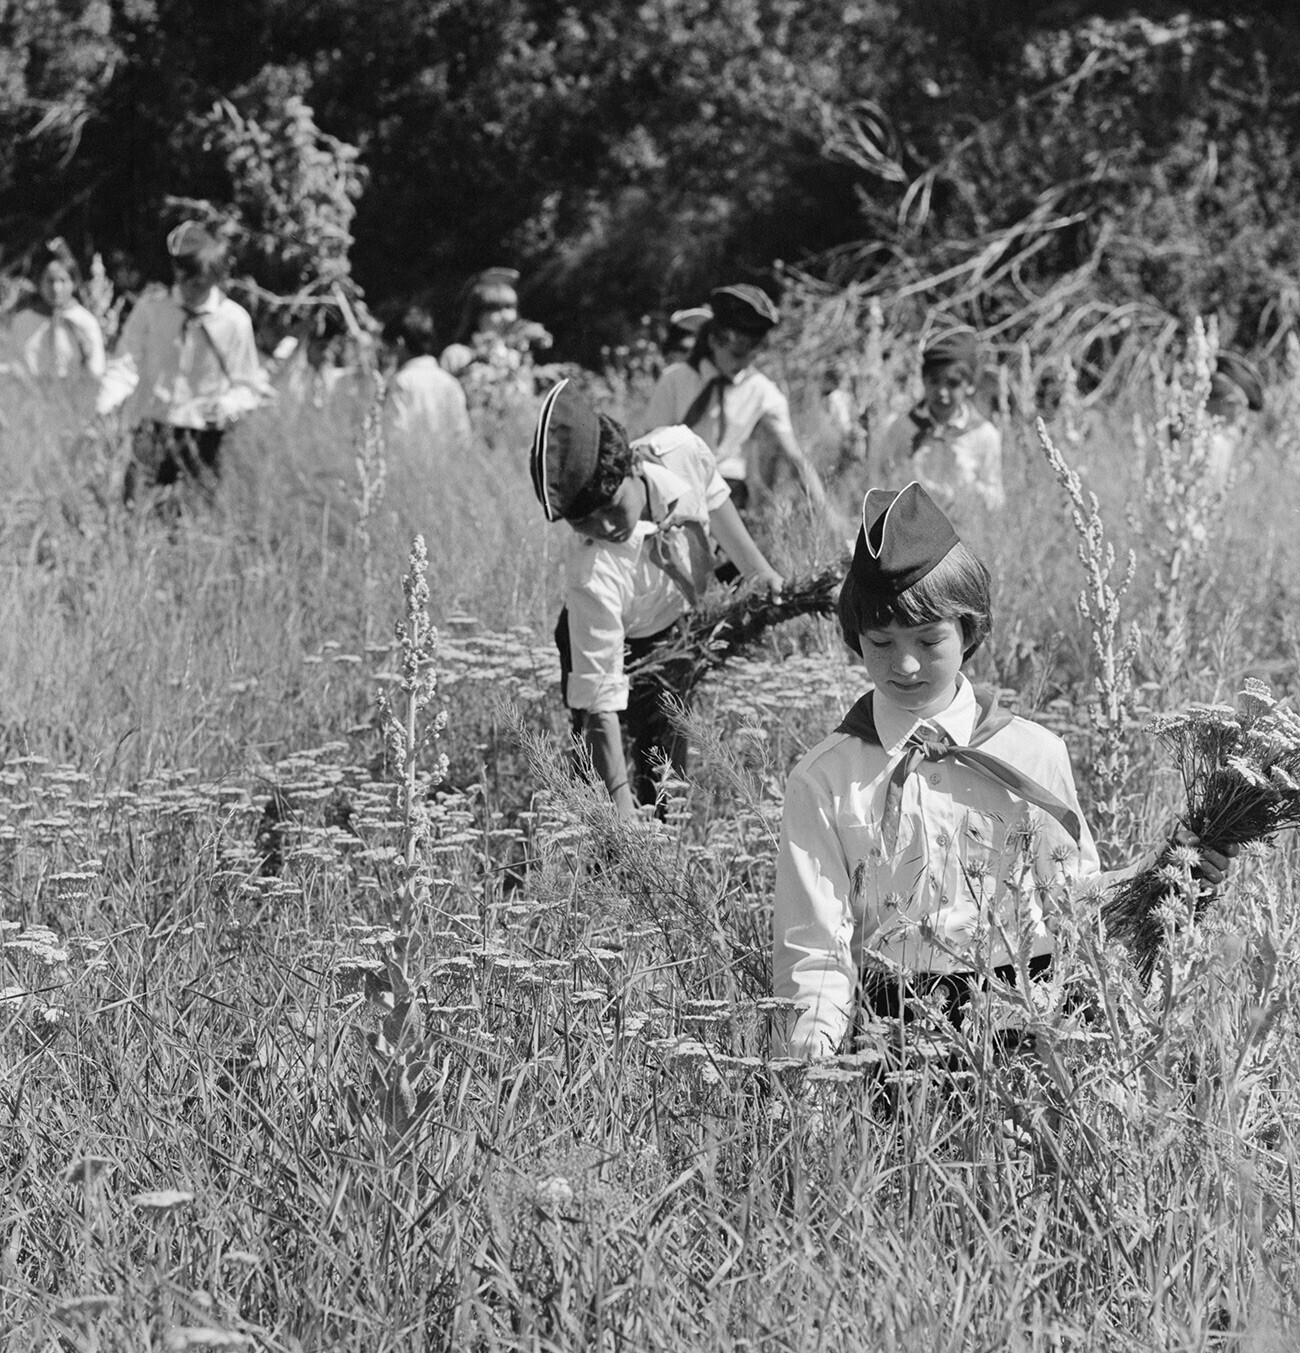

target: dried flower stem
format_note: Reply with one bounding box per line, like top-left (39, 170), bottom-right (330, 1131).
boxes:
top-left (1037, 417), bottom-right (1140, 850)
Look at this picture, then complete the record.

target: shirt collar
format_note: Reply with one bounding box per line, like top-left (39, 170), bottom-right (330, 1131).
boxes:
top-left (916, 400), bottom-right (972, 432)
top-left (639, 456), bottom-right (704, 532)
top-left (173, 285), bottom-right (221, 316)
top-left (870, 672), bottom-right (976, 755)
top-left (699, 356), bottom-right (752, 385)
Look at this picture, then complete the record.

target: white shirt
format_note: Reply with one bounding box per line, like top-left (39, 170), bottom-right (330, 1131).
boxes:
top-left (876, 402), bottom-right (1005, 510)
top-left (639, 358), bottom-right (795, 482)
top-left (2, 303), bottom-right (106, 382)
top-left (386, 356), bottom-right (472, 453)
top-left (774, 676), bottom-right (1100, 1059)
top-left (97, 285), bottom-right (273, 429)
top-left (564, 425), bottom-right (730, 713)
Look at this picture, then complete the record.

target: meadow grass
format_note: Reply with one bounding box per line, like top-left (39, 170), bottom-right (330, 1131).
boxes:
top-left (0, 360), bottom-right (1296, 1351)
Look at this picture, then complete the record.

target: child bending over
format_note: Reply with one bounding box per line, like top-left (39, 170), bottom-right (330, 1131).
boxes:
top-left (773, 483), bottom-right (1232, 1059)
top-left (532, 380), bottom-right (783, 818)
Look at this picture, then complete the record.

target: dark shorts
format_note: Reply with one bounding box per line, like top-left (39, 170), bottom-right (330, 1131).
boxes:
top-left (858, 952), bottom-right (1054, 1031)
top-left (554, 608), bottom-right (685, 811)
top-left (125, 422), bottom-right (226, 505)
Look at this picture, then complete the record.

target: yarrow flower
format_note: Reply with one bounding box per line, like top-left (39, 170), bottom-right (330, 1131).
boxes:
top-left (1103, 679), bottom-right (1300, 983)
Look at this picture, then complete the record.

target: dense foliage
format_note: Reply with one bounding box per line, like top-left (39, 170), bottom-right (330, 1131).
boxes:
top-left (3, 2), bottom-right (1300, 356)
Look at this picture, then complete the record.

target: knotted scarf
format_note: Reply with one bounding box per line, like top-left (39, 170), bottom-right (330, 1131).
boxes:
top-left (836, 687), bottom-right (1082, 855)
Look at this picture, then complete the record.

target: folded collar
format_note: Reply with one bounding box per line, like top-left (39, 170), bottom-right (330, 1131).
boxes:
top-left (173, 285), bottom-right (221, 316)
top-left (870, 673), bottom-right (977, 755)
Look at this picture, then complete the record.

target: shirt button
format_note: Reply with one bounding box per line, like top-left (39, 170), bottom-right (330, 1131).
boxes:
top-left (929, 772), bottom-right (941, 785)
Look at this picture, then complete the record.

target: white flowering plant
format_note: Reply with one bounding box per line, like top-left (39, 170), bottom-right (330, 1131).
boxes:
top-left (1102, 678), bottom-right (1300, 982)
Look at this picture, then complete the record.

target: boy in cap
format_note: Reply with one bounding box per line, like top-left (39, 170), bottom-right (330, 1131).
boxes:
top-left (640, 284), bottom-right (827, 514)
top-left (532, 379), bottom-right (784, 817)
top-left (98, 222), bottom-right (272, 501)
top-left (875, 326), bottom-right (1004, 512)
top-left (774, 482), bottom-right (1233, 1060)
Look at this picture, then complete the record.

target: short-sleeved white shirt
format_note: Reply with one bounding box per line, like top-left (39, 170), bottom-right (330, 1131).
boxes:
top-left (639, 358), bottom-right (795, 482)
top-left (773, 676), bottom-right (1101, 1059)
top-left (876, 402), bottom-right (1005, 510)
top-left (564, 424), bottom-right (730, 713)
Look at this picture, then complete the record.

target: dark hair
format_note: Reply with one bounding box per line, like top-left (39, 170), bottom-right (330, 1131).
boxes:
top-left (37, 239), bottom-right (83, 291)
top-left (563, 412), bottom-right (635, 519)
top-left (385, 305), bottom-right (438, 357)
top-left (171, 234), bottom-right (228, 282)
top-left (837, 542), bottom-right (992, 661)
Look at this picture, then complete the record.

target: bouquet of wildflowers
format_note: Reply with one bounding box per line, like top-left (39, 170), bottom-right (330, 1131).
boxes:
top-left (629, 568), bottom-right (842, 705)
top-left (1102, 679), bottom-right (1300, 983)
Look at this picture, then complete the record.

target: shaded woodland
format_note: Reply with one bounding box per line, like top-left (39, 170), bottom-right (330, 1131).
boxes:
top-left (4, 1), bottom-right (1300, 360)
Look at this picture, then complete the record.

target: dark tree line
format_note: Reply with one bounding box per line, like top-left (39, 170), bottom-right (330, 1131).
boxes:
top-left (4, 1), bottom-right (1299, 359)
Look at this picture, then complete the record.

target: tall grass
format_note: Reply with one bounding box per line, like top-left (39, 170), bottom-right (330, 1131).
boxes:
top-left (0, 343), bottom-right (1297, 1350)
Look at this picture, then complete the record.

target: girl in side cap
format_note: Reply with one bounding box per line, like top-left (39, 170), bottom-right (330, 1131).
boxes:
top-left (0, 241), bottom-right (106, 410)
top-left (875, 326), bottom-right (1005, 512)
top-left (97, 222), bottom-right (272, 502)
top-left (639, 283), bottom-right (828, 515)
top-left (773, 483), bottom-right (1234, 1060)
top-left (532, 379), bottom-right (784, 817)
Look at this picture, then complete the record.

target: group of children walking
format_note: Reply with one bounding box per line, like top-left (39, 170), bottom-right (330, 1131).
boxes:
top-left (530, 282), bottom-right (1239, 1061)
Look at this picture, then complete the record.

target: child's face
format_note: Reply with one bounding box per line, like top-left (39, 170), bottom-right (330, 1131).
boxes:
top-left (566, 474), bottom-right (646, 545)
top-left (40, 262), bottom-right (76, 310)
top-left (921, 364), bottom-right (974, 422)
top-left (710, 325), bottom-right (764, 377)
top-left (859, 617), bottom-right (965, 719)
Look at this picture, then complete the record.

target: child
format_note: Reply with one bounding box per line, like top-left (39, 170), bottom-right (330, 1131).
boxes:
top-left (639, 284), bottom-right (827, 515)
top-left (532, 379), bottom-right (784, 817)
top-left (660, 306), bottom-right (712, 368)
top-left (383, 306), bottom-right (473, 458)
top-left (875, 326), bottom-right (1004, 512)
top-left (773, 482), bottom-right (1232, 1060)
top-left (1, 240), bottom-right (106, 393)
top-left (1204, 350), bottom-right (1264, 490)
top-left (97, 221), bottom-right (272, 500)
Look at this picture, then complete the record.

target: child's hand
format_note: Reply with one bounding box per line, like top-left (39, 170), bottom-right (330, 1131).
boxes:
top-left (751, 567), bottom-right (784, 596)
top-left (1168, 824), bottom-right (1239, 888)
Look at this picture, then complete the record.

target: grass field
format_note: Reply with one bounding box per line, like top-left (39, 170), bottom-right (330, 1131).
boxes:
top-left (0, 347), bottom-right (1297, 1351)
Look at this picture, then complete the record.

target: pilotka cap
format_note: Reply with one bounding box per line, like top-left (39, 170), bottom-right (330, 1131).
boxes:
top-left (710, 284), bottom-right (780, 336)
top-left (530, 378), bottom-right (603, 522)
top-left (843, 481), bottom-right (960, 652)
top-left (921, 325), bottom-right (980, 376)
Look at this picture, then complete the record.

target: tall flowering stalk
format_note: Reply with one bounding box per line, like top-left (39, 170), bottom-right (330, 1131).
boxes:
top-left (1134, 318), bottom-right (1223, 660)
top-left (1103, 679), bottom-right (1300, 983)
top-left (364, 536), bottom-right (448, 1152)
top-left (355, 371), bottom-right (388, 646)
top-left (378, 535), bottom-right (448, 987)
top-left (1037, 417), bottom-right (1140, 851)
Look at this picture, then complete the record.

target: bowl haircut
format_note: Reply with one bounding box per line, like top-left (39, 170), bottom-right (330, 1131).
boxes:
top-left (837, 541), bottom-right (993, 661)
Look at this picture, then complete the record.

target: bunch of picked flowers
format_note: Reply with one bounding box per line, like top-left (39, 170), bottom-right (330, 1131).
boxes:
top-left (629, 568), bottom-right (842, 705)
top-left (1102, 679), bottom-right (1300, 983)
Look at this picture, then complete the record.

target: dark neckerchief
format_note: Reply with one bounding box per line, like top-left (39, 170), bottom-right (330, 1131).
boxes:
top-left (836, 687), bottom-right (1081, 854)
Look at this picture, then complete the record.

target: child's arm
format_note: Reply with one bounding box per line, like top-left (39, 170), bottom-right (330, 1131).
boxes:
top-left (773, 766), bottom-right (864, 1059)
top-left (707, 498), bottom-right (783, 592)
top-left (582, 711), bottom-right (636, 818)
top-left (760, 404), bottom-right (828, 511)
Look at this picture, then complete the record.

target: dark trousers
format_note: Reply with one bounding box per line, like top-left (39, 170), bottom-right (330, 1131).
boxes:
top-left (555, 608), bottom-right (685, 811)
top-left (125, 422), bottom-right (225, 505)
top-left (857, 953), bottom-right (1054, 1038)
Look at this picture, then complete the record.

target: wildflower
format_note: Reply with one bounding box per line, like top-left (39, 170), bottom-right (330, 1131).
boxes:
top-left (534, 1175), bottom-right (575, 1215)
top-left (131, 1189), bottom-right (195, 1213)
